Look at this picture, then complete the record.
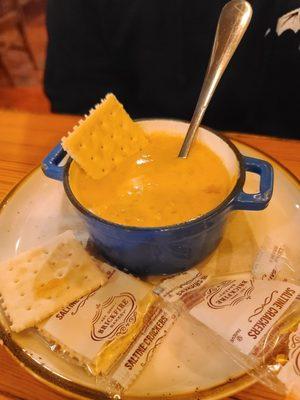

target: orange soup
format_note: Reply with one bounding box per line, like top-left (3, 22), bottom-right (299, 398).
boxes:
top-left (69, 132), bottom-right (232, 227)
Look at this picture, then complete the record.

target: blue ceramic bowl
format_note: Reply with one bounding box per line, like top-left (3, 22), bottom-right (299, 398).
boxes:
top-left (42, 119), bottom-right (273, 276)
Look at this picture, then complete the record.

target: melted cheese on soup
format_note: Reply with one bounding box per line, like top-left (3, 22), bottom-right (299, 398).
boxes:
top-left (69, 132), bottom-right (233, 227)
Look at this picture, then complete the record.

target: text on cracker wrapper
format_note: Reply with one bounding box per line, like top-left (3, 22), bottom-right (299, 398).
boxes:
top-left (154, 268), bottom-right (208, 303)
top-left (189, 279), bottom-right (300, 355)
top-left (39, 268), bottom-right (157, 375)
top-left (252, 237), bottom-right (289, 281)
top-left (111, 306), bottom-right (178, 390)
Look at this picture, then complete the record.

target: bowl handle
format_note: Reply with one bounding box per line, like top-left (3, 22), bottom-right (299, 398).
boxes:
top-left (233, 156), bottom-right (274, 211)
top-left (41, 143), bottom-right (67, 181)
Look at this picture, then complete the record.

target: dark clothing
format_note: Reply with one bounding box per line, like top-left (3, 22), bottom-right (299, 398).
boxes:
top-left (45, 1), bottom-right (300, 138)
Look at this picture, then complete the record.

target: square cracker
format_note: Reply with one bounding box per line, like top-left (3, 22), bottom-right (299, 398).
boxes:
top-left (0, 231), bottom-right (107, 332)
top-left (62, 93), bottom-right (149, 180)
top-left (39, 267), bottom-right (158, 375)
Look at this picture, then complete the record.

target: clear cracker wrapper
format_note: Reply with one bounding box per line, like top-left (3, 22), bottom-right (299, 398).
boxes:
top-left (39, 263), bottom-right (178, 391)
top-left (154, 267), bottom-right (209, 303)
top-left (111, 304), bottom-right (178, 391)
top-left (188, 278), bottom-right (299, 355)
top-left (171, 238), bottom-right (300, 398)
top-left (15, 236), bottom-right (300, 395)
top-left (276, 320), bottom-right (300, 397)
top-left (252, 236), bottom-right (298, 283)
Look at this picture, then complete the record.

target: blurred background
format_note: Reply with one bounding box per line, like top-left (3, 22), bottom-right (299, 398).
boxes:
top-left (0, 0), bottom-right (49, 112)
top-left (0, 0), bottom-right (299, 138)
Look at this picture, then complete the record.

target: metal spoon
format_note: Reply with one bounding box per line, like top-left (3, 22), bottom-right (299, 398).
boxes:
top-left (178, 0), bottom-right (253, 158)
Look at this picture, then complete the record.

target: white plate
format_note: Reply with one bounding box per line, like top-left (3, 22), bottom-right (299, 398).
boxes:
top-left (0, 123), bottom-right (299, 399)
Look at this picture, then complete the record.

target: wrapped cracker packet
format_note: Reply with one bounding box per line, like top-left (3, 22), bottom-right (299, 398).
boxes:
top-left (39, 263), bottom-right (178, 392)
top-left (154, 267), bottom-right (209, 303)
top-left (262, 306), bottom-right (300, 398)
top-left (252, 236), bottom-right (299, 284)
top-left (110, 301), bottom-right (178, 391)
top-left (163, 239), bottom-right (300, 398)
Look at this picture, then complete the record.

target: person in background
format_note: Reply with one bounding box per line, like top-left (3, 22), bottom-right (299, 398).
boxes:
top-left (44, 0), bottom-right (300, 139)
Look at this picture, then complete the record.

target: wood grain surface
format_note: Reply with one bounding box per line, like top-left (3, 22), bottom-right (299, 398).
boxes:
top-left (0, 109), bottom-right (299, 400)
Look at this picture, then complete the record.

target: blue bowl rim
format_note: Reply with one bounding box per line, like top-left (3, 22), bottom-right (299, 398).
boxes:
top-left (63, 121), bottom-right (245, 232)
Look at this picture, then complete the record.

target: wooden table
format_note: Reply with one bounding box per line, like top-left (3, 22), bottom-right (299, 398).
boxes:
top-left (0, 109), bottom-right (299, 400)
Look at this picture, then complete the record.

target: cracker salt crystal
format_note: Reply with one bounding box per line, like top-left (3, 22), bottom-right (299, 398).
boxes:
top-left (62, 93), bottom-right (149, 180)
top-left (0, 231), bottom-right (107, 332)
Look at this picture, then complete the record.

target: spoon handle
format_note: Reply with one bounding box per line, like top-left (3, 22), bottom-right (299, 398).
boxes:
top-left (178, 0), bottom-right (252, 158)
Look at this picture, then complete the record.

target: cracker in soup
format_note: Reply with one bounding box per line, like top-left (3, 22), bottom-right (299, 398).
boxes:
top-left (62, 93), bottom-right (149, 180)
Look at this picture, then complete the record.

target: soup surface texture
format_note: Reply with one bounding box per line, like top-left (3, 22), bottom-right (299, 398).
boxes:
top-left (69, 132), bottom-right (233, 227)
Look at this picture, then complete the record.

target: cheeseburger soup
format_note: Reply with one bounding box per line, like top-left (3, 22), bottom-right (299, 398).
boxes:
top-left (69, 132), bottom-right (233, 227)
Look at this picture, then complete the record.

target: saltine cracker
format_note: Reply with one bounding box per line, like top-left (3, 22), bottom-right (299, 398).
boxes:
top-left (0, 231), bottom-right (107, 332)
top-left (62, 93), bottom-right (149, 179)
